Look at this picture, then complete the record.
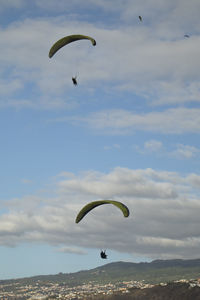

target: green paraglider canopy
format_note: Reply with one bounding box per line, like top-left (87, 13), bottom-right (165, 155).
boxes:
top-left (49, 34), bottom-right (96, 58)
top-left (75, 200), bottom-right (130, 223)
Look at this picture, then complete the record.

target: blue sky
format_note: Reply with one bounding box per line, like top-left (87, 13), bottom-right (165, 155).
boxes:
top-left (1, 0), bottom-right (200, 279)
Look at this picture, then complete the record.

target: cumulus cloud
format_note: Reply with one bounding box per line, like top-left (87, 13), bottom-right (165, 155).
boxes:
top-left (57, 168), bottom-right (178, 199)
top-left (0, 167), bottom-right (200, 260)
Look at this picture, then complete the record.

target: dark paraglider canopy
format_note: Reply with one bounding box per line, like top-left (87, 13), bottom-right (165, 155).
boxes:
top-left (49, 34), bottom-right (96, 58)
top-left (100, 250), bottom-right (107, 259)
top-left (75, 200), bottom-right (130, 223)
top-left (139, 16), bottom-right (142, 22)
top-left (184, 34), bottom-right (190, 38)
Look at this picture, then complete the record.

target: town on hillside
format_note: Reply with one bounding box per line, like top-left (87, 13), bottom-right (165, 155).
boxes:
top-left (0, 278), bottom-right (200, 299)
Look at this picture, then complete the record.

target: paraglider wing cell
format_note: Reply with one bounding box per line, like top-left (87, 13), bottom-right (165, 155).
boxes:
top-left (49, 34), bottom-right (96, 58)
top-left (75, 200), bottom-right (130, 223)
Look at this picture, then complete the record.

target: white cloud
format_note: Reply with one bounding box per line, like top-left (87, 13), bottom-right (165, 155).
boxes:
top-left (144, 140), bottom-right (163, 152)
top-left (171, 144), bottom-right (200, 159)
top-left (0, 167), bottom-right (200, 260)
top-left (186, 173), bottom-right (200, 189)
top-left (57, 168), bottom-right (178, 199)
top-left (136, 141), bottom-right (200, 160)
top-left (66, 108), bottom-right (200, 134)
top-left (56, 246), bottom-right (87, 255)
top-left (135, 140), bottom-right (163, 156)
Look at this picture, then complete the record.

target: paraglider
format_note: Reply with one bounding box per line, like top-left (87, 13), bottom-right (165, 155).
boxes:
top-left (100, 250), bottom-right (107, 259)
top-left (72, 76), bottom-right (78, 86)
top-left (75, 200), bottom-right (130, 223)
top-left (75, 200), bottom-right (129, 259)
top-left (139, 16), bottom-right (142, 22)
top-left (184, 34), bottom-right (190, 38)
top-left (49, 34), bottom-right (96, 58)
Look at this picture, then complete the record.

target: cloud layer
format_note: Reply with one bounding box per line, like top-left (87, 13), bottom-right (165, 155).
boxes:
top-left (1, 167), bottom-right (200, 260)
top-left (1, 0), bottom-right (200, 110)
top-left (65, 107), bottom-right (200, 134)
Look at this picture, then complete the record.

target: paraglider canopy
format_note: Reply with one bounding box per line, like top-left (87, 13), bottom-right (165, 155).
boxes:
top-left (75, 200), bottom-right (130, 223)
top-left (49, 34), bottom-right (96, 58)
top-left (139, 16), bottom-right (142, 21)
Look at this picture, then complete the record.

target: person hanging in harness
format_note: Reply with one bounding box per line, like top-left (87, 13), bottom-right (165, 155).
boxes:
top-left (72, 76), bottom-right (78, 86)
top-left (100, 250), bottom-right (107, 259)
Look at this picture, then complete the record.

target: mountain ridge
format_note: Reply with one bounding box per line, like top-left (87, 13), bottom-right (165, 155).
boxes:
top-left (1, 258), bottom-right (200, 285)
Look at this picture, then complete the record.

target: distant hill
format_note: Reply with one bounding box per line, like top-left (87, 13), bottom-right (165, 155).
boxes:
top-left (1, 259), bottom-right (200, 286)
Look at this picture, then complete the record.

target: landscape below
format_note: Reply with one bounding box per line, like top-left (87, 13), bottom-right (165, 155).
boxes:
top-left (0, 259), bottom-right (200, 299)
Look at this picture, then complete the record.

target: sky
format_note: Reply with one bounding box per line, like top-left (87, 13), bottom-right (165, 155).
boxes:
top-left (0, 0), bottom-right (200, 279)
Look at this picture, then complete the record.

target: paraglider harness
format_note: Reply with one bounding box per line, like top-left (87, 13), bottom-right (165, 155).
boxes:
top-left (100, 250), bottom-right (107, 259)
